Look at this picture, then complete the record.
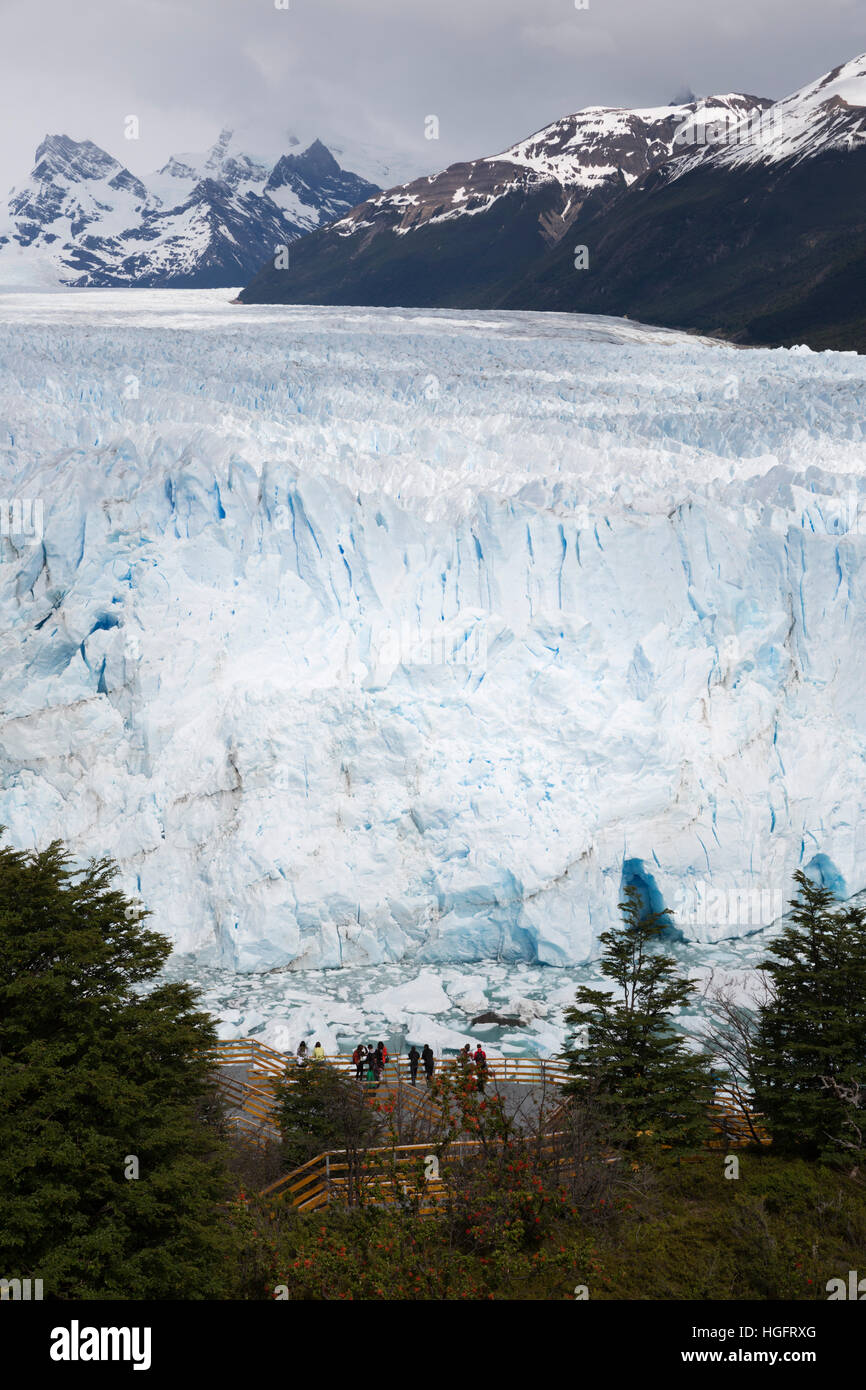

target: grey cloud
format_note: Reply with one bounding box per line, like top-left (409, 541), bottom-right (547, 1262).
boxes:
top-left (0, 0), bottom-right (863, 194)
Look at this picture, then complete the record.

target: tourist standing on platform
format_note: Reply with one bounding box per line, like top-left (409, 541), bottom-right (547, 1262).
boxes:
top-left (422, 1043), bottom-right (435, 1085)
top-left (408, 1045), bottom-right (420, 1086)
top-left (474, 1043), bottom-right (487, 1092)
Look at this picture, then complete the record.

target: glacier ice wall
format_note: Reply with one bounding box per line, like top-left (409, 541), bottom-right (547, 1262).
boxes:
top-left (0, 290), bottom-right (864, 972)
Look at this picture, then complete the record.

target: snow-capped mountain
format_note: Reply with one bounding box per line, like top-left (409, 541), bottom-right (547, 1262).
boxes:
top-left (239, 52), bottom-right (866, 351)
top-left (238, 93), bottom-right (770, 307)
top-left (347, 94), bottom-right (769, 235)
top-left (504, 52), bottom-right (866, 351)
top-left (673, 51), bottom-right (866, 173)
top-left (0, 129), bottom-right (380, 288)
top-left (0, 135), bottom-right (156, 286)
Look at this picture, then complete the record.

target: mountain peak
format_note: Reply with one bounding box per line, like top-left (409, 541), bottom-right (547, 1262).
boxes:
top-left (695, 50), bottom-right (866, 172)
top-left (265, 138), bottom-right (345, 193)
top-left (298, 139), bottom-right (342, 177)
top-left (33, 134), bottom-right (117, 178)
top-left (205, 128), bottom-right (234, 170)
top-left (3, 125), bottom-right (383, 288)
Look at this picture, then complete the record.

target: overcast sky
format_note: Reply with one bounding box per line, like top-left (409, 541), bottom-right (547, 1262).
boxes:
top-left (1, 0), bottom-right (863, 192)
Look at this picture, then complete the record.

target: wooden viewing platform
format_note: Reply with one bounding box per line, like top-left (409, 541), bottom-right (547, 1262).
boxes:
top-left (209, 1038), bottom-right (771, 1198)
top-left (209, 1037), bottom-right (571, 1086)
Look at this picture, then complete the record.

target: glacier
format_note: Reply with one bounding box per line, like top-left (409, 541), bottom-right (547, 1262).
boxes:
top-left (1, 290), bottom-right (865, 1024)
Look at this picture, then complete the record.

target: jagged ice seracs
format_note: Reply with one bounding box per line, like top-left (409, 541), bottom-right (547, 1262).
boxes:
top-left (1, 291), bottom-right (864, 1002)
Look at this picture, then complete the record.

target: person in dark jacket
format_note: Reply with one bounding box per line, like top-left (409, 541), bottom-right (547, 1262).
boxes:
top-left (353, 1044), bottom-right (366, 1080)
top-left (408, 1045), bottom-right (420, 1086)
top-left (474, 1044), bottom-right (488, 1092)
top-left (422, 1044), bottom-right (435, 1085)
top-left (374, 1041), bottom-right (387, 1083)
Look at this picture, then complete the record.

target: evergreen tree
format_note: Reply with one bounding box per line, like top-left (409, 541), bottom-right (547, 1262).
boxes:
top-left (562, 886), bottom-right (716, 1148)
top-left (753, 870), bottom-right (866, 1159)
top-left (0, 837), bottom-right (237, 1297)
top-left (274, 1062), bottom-right (381, 1171)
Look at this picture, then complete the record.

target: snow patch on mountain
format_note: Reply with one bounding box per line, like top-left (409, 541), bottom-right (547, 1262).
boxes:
top-left (494, 95), bottom-right (770, 187)
top-left (671, 52), bottom-right (866, 173)
top-left (330, 93), bottom-right (772, 243)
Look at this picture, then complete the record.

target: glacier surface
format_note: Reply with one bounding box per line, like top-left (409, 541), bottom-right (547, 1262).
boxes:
top-left (1, 290), bottom-right (865, 1006)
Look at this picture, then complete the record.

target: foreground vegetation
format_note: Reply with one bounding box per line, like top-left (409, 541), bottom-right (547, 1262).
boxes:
top-left (2, 834), bottom-right (864, 1300)
top-left (226, 1151), bottom-right (866, 1300)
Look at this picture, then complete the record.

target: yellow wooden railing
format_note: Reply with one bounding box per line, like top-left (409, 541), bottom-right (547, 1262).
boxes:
top-left (260, 1136), bottom-right (535, 1211)
top-left (260, 1099), bottom-right (771, 1212)
top-left (209, 1038), bottom-right (570, 1085)
top-left (217, 1073), bottom-right (280, 1127)
top-left (709, 1086), bottom-right (771, 1148)
top-left (258, 1130), bottom-right (640, 1212)
top-left (231, 1112), bottom-right (281, 1149)
top-left (209, 1039), bottom-right (570, 1152)
top-left (210, 1037), bottom-right (291, 1081)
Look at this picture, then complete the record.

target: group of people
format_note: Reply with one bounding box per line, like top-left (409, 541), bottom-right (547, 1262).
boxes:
top-left (459, 1043), bottom-right (488, 1092)
top-left (349, 1041), bottom-right (438, 1087)
top-left (293, 1038), bottom-right (488, 1090)
top-left (352, 1041), bottom-right (391, 1085)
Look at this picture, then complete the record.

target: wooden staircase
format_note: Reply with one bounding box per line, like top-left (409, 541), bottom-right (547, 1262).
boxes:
top-left (260, 1138), bottom-right (481, 1213)
top-left (709, 1085), bottom-right (771, 1149)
